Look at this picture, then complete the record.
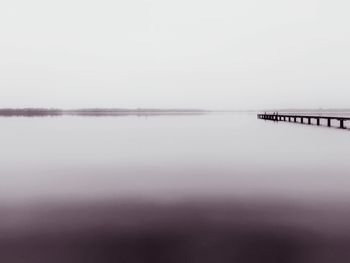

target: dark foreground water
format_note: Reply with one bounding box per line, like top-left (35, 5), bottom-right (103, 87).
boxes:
top-left (1, 113), bottom-right (350, 262)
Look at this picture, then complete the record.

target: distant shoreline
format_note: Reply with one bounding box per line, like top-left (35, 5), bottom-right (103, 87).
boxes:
top-left (0, 108), bottom-right (210, 117)
top-left (2, 108), bottom-right (350, 117)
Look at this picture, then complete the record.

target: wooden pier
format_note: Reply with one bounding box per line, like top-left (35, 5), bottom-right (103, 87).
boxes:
top-left (257, 113), bottom-right (350, 129)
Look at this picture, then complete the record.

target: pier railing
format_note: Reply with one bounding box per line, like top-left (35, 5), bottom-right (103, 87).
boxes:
top-left (257, 113), bottom-right (350, 129)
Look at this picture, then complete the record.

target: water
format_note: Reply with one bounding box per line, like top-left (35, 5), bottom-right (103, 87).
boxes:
top-left (1, 112), bottom-right (350, 204)
top-left (2, 113), bottom-right (350, 262)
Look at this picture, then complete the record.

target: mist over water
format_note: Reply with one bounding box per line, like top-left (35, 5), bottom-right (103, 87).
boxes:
top-left (2, 113), bottom-right (350, 262)
top-left (1, 112), bottom-right (350, 203)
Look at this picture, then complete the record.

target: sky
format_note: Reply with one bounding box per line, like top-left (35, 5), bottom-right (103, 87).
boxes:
top-left (0, 0), bottom-right (349, 110)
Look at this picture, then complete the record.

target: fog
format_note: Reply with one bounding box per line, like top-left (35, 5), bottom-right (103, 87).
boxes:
top-left (1, 0), bottom-right (350, 109)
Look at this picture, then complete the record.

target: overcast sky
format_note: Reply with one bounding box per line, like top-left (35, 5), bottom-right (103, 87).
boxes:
top-left (0, 0), bottom-right (349, 110)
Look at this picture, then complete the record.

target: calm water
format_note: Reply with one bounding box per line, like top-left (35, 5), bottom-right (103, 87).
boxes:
top-left (1, 112), bottom-right (350, 204)
top-left (2, 113), bottom-right (350, 263)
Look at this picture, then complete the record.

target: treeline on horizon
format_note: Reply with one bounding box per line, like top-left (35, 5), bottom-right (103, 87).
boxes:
top-left (0, 108), bottom-right (208, 117)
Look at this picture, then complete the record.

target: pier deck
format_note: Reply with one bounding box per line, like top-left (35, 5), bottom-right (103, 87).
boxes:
top-left (257, 113), bottom-right (350, 129)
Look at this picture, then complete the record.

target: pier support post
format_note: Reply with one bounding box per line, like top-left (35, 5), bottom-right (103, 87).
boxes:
top-left (316, 118), bottom-right (320, 126)
top-left (300, 117), bottom-right (304, 124)
top-left (339, 120), bottom-right (345, 129)
top-left (327, 119), bottom-right (331, 127)
top-left (288, 117), bottom-right (291, 122)
top-left (308, 118), bottom-right (311, 124)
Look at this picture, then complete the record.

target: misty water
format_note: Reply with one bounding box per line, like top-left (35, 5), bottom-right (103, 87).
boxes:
top-left (1, 112), bottom-right (350, 204)
top-left (2, 113), bottom-right (350, 263)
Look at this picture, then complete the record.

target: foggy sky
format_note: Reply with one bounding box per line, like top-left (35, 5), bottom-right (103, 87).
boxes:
top-left (0, 0), bottom-right (349, 110)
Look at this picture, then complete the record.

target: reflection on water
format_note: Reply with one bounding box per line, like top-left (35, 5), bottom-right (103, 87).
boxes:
top-left (1, 113), bottom-right (350, 262)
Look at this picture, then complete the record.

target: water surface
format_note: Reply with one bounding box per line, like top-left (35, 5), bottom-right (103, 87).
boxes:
top-left (1, 113), bottom-right (350, 203)
top-left (1, 113), bottom-right (350, 263)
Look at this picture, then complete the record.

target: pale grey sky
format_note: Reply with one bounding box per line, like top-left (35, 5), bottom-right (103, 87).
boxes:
top-left (0, 0), bottom-right (349, 109)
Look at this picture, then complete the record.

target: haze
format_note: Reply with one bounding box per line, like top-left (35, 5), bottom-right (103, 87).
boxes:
top-left (0, 0), bottom-right (349, 110)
